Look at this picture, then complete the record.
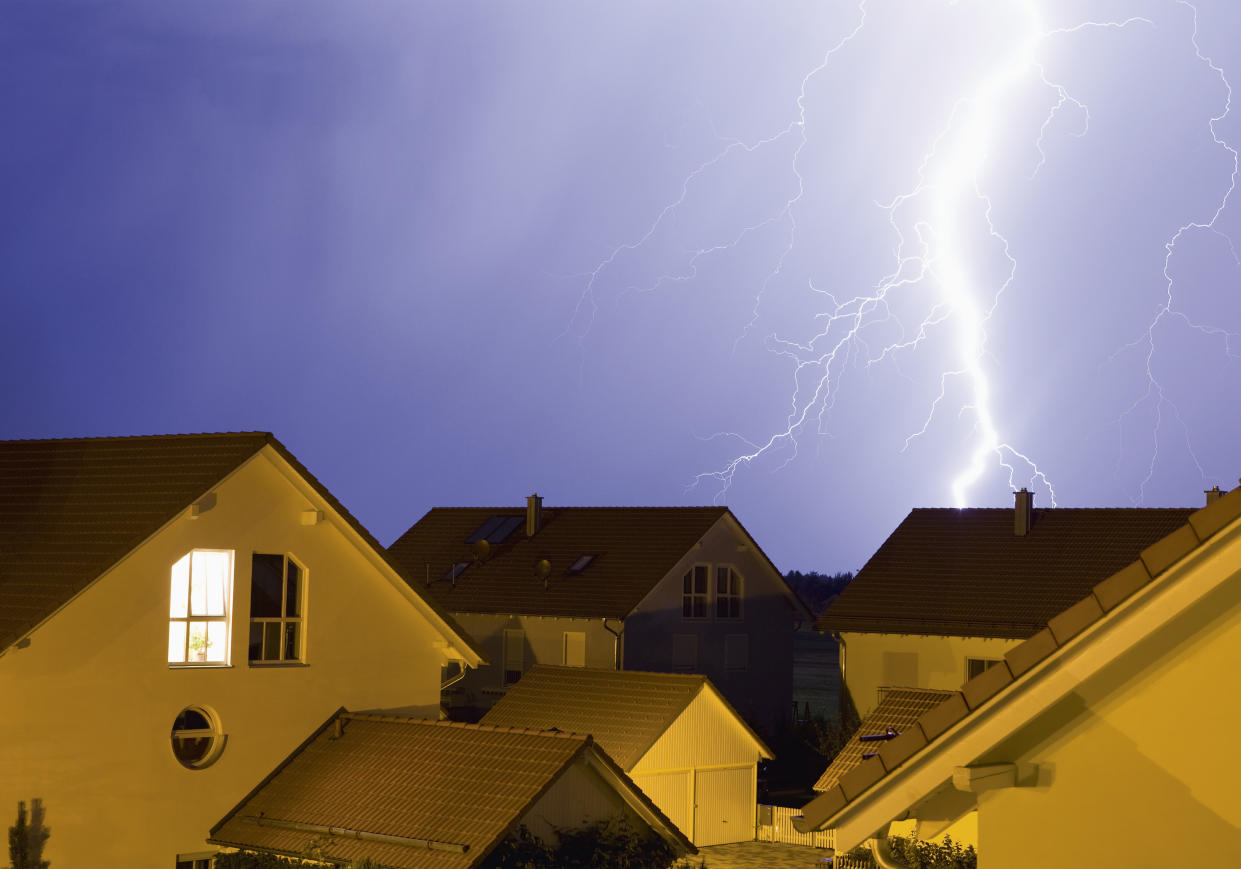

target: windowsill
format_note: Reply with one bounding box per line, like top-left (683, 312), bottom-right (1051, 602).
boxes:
top-left (168, 663), bottom-right (233, 670)
top-left (248, 661), bottom-right (309, 668)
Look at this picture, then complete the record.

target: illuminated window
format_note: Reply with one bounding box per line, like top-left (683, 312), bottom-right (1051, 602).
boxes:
top-left (249, 554), bottom-right (304, 664)
top-left (168, 550), bottom-right (233, 665)
top-left (716, 566), bottom-right (742, 618)
top-left (175, 857), bottom-right (213, 869)
top-left (171, 706), bottom-right (225, 769)
top-left (682, 565), bottom-right (708, 619)
top-left (504, 629), bottom-right (525, 685)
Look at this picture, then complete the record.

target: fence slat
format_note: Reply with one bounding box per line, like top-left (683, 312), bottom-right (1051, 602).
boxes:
top-left (755, 804), bottom-right (835, 850)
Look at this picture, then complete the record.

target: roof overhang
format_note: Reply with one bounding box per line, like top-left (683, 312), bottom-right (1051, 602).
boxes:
top-left (798, 511), bottom-right (1241, 851)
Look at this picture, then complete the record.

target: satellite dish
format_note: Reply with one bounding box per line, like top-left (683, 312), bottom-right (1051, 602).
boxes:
top-left (471, 539), bottom-right (492, 562)
top-left (535, 559), bottom-right (552, 579)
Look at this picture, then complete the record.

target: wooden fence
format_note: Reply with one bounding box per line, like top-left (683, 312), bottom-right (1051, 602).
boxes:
top-left (755, 804), bottom-right (835, 850)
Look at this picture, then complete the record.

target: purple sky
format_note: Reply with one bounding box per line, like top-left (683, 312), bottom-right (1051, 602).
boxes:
top-left (3, 0), bottom-right (1239, 574)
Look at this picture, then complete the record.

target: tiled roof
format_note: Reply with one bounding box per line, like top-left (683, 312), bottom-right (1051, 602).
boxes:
top-left (0, 433), bottom-right (485, 663)
top-left (797, 485), bottom-right (1241, 834)
top-left (210, 712), bottom-right (689, 869)
top-left (818, 507), bottom-right (1195, 638)
top-left (0, 433), bottom-right (269, 650)
top-left (481, 665), bottom-right (771, 769)
top-left (387, 506), bottom-right (731, 619)
top-left (811, 688), bottom-right (954, 793)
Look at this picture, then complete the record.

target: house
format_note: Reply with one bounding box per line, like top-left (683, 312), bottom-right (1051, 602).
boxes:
top-left (387, 497), bottom-right (810, 734)
top-left (480, 665), bottom-right (773, 846)
top-left (795, 483), bottom-right (1241, 867)
top-left (0, 433), bottom-right (484, 868)
top-left (817, 489), bottom-right (1198, 717)
top-left (208, 710), bottom-right (694, 867)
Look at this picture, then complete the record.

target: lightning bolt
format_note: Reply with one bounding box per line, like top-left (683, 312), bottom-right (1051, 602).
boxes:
top-left (566, 0), bottom-right (1236, 511)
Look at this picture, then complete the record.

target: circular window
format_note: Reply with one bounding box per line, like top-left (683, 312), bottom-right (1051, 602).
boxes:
top-left (171, 706), bottom-right (225, 769)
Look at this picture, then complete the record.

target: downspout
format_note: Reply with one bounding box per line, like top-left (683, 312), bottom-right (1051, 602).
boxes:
top-left (441, 660), bottom-right (467, 691)
top-left (602, 618), bottom-right (624, 669)
top-left (868, 828), bottom-right (912, 869)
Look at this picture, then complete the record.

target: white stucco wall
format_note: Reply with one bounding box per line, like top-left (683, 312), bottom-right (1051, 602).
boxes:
top-left (0, 448), bottom-right (465, 868)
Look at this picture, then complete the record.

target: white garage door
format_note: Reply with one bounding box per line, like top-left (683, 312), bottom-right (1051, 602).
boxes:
top-left (693, 766), bottom-right (754, 846)
top-left (631, 769), bottom-right (691, 839)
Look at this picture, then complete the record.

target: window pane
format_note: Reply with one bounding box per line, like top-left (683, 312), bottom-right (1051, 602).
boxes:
top-left (248, 623), bottom-right (263, 661)
top-left (284, 623), bottom-right (299, 661)
top-left (170, 554), bottom-right (190, 618)
top-left (205, 621), bottom-right (227, 663)
top-left (285, 561), bottom-right (301, 618)
top-left (717, 567), bottom-right (728, 593)
top-left (250, 554), bottom-right (284, 618)
top-left (193, 551), bottom-right (229, 616)
top-left (187, 622), bottom-right (209, 661)
top-left (168, 622), bottom-right (187, 663)
top-left (683, 570), bottom-right (692, 593)
top-left (683, 598), bottom-right (692, 618)
top-left (263, 622), bottom-right (281, 661)
top-left (174, 708), bottom-right (211, 731)
top-left (694, 565), bottom-right (707, 593)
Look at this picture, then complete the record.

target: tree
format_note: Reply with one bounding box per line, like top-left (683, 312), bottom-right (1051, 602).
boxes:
top-left (784, 570), bottom-right (854, 616)
top-left (7, 799), bottom-right (50, 869)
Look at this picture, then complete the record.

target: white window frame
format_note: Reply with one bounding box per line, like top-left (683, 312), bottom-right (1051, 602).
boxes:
top-left (682, 565), bottom-right (709, 619)
top-left (168, 550), bottom-right (233, 666)
top-left (248, 552), bottom-right (305, 665)
top-left (966, 657), bottom-right (1002, 681)
top-left (715, 565), bottom-right (742, 619)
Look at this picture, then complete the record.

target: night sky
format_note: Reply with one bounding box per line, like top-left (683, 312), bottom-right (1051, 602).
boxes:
top-left (3, 1), bottom-right (1239, 575)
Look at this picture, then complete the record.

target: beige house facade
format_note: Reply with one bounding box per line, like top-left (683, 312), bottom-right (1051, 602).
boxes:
top-left (481, 665), bottom-right (772, 846)
top-left (0, 434), bottom-right (482, 868)
top-left (390, 501), bottom-right (809, 734)
top-left (797, 483), bottom-right (1241, 866)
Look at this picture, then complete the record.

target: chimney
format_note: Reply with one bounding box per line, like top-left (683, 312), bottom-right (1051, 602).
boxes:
top-left (1205, 486), bottom-right (1224, 506)
top-left (526, 493), bottom-right (543, 537)
top-left (1014, 488), bottom-right (1034, 537)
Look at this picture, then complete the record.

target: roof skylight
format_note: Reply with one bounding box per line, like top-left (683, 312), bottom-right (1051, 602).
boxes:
top-left (567, 554), bottom-right (595, 575)
top-left (465, 515), bottom-right (524, 545)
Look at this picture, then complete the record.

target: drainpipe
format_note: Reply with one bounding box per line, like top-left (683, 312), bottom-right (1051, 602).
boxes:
top-left (441, 660), bottom-right (467, 691)
top-left (602, 618), bottom-right (625, 669)
top-left (868, 829), bottom-right (912, 869)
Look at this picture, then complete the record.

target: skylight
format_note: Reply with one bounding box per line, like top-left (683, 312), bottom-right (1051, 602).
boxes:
top-left (567, 554), bottom-right (595, 575)
top-left (441, 562), bottom-right (470, 582)
top-left (465, 515), bottom-right (524, 544)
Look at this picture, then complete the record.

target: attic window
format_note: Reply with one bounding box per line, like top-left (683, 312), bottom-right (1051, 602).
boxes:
top-left (442, 562), bottom-right (470, 582)
top-left (466, 515), bottom-right (524, 544)
top-left (567, 554), bottom-right (595, 575)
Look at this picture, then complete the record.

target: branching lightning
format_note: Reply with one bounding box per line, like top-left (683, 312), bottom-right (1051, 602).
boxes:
top-left (567, 0), bottom-right (1238, 510)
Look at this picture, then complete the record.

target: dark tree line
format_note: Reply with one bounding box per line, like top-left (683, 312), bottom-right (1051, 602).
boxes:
top-left (784, 569), bottom-right (854, 616)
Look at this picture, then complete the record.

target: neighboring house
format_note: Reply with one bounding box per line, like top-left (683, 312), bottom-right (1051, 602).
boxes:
top-left (0, 433), bottom-right (484, 868)
top-left (480, 665), bottom-right (773, 846)
top-left (818, 489), bottom-right (1200, 717)
top-left (795, 484), bottom-right (1241, 867)
top-left (208, 710), bottom-right (693, 867)
top-left (387, 497), bottom-right (810, 734)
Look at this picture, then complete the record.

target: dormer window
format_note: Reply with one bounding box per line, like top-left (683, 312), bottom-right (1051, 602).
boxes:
top-left (168, 550), bottom-right (233, 665)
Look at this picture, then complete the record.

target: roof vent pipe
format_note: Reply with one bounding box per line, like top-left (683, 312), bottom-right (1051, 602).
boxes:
top-left (1205, 486), bottom-right (1224, 506)
top-left (527, 493), bottom-right (543, 537)
top-left (1014, 488), bottom-right (1034, 537)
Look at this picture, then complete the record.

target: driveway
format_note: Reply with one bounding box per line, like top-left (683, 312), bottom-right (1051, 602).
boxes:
top-left (681, 841), bottom-right (833, 868)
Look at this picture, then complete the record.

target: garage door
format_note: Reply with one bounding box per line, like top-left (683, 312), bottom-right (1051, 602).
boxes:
top-left (693, 766), bottom-right (754, 846)
top-left (631, 770), bottom-right (691, 839)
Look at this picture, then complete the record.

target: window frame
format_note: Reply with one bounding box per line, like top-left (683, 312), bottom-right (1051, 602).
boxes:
top-left (248, 552), bottom-right (306, 666)
top-left (682, 565), bottom-right (709, 619)
top-left (168, 549), bottom-right (234, 667)
top-left (715, 564), bottom-right (743, 619)
top-left (966, 657), bottom-right (1002, 681)
top-left (562, 631), bottom-right (587, 667)
top-left (170, 705), bottom-right (226, 770)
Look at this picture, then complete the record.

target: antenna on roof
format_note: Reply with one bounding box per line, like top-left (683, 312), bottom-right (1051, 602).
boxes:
top-left (471, 539), bottom-right (492, 563)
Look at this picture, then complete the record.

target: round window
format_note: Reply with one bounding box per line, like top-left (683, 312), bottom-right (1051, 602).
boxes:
top-left (171, 706), bottom-right (225, 769)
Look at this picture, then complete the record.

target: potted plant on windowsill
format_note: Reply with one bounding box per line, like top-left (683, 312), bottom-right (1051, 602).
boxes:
top-left (188, 633), bottom-right (212, 663)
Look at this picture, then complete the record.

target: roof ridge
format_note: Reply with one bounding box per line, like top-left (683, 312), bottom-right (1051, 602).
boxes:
top-left (530, 664), bottom-right (707, 683)
top-left (342, 712), bottom-right (590, 740)
top-left (427, 505), bottom-right (728, 512)
top-left (0, 431), bottom-right (272, 445)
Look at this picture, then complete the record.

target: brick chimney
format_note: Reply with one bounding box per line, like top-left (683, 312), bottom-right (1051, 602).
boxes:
top-left (1205, 486), bottom-right (1224, 506)
top-left (1014, 488), bottom-right (1034, 537)
top-left (526, 493), bottom-right (543, 537)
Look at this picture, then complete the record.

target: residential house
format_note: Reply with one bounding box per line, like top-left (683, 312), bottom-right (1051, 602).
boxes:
top-left (209, 710), bottom-right (693, 867)
top-left (387, 497), bottom-right (809, 734)
top-left (480, 665), bottom-right (772, 846)
top-left (818, 489), bottom-right (1198, 718)
top-left (0, 433), bottom-right (484, 868)
top-left (795, 483), bottom-right (1241, 867)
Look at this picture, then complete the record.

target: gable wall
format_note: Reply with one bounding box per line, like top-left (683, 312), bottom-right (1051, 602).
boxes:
top-left (0, 450), bottom-right (452, 868)
top-left (841, 632), bottom-right (1021, 717)
top-left (976, 549), bottom-right (1241, 867)
top-left (625, 517), bottom-right (796, 735)
top-left (519, 756), bottom-right (647, 845)
top-left (633, 688), bottom-right (762, 774)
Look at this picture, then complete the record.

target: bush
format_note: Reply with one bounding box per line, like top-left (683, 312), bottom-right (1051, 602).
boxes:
top-left (885, 835), bottom-right (976, 869)
top-left (481, 817), bottom-right (681, 869)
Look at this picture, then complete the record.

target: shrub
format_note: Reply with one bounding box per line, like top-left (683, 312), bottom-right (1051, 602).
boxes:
top-left (7, 799), bottom-right (50, 869)
top-left (885, 835), bottom-right (977, 869)
top-left (481, 817), bottom-right (681, 869)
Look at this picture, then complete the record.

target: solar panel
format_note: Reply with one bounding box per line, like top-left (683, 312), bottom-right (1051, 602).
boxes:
top-left (465, 516), bottom-right (505, 544)
top-left (487, 516), bottom-right (525, 543)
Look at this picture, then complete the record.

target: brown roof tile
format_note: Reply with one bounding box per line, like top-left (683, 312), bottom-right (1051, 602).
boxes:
top-left (388, 507), bottom-right (730, 619)
top-left (481, 665), bottom-right (771, 769)
top-left (817, 507), bottom-right (1194, 638)
top-left (812, 688), bottom-right (953, 792)
top-left (210, 712), bottom-right (689, 868)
